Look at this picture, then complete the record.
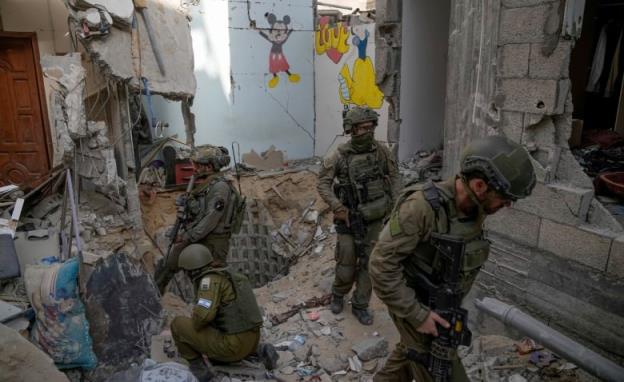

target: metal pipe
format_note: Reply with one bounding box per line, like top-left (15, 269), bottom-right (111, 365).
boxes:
top-left (317, 2), bottom-right (352, 11)
top-left (475, 298), bottom-right (624, 382)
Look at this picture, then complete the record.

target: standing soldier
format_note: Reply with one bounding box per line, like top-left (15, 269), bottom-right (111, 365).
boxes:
top-left (317, 107), bottom-right (400, 326)
top-left (369, 136), bottom-right (536, 381)
top-left (171, 244), bottom-right (274, 381)
top-left (156, 145), bottom-right (241, 294)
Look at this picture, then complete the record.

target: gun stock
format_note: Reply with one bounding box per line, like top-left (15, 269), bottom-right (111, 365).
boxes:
top-left (164, 174), bottom-right (196, 263)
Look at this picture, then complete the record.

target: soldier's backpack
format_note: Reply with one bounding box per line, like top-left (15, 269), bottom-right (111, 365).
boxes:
top-left (225, 184), bottom-right (246, 234)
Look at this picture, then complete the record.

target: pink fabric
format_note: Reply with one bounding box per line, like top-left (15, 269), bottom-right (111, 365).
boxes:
top-left (269, 52), bottom-right (290, 73)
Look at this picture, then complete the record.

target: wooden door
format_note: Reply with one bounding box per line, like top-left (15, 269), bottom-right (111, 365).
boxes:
top-left (0, 33), bottom-right (51, 187)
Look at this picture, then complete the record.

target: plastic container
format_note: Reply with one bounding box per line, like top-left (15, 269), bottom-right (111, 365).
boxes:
top-left (288, 334), bottom-right (306, 351)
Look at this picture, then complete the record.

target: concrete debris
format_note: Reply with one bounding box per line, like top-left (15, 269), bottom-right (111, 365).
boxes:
top-left (348, 355), bottom-right (362, 372)
top-left (400, 150), bottom-right (443, 185)
top-left (41, 54), bottom-right (87, 160)
top-left (351, 337), bottom-right (389, 361)
top-left (0, 324), bottom-right (70, 382)
top-left (242, 145), bottom-right (286, 171)
top-left (72, 0), bottom-right (134, 27)
top-left (77, 0), bottom-right (196, 99)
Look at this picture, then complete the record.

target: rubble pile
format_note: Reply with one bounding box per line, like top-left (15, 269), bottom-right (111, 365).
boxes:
top-left (399, 150), bottom-right (443, 185)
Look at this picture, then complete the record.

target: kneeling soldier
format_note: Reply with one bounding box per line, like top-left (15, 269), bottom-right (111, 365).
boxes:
top-left (170, 244), bottom-right (264, 381)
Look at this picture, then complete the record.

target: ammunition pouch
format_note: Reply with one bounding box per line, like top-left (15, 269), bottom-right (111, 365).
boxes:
top-left (357, 196), bottom-right (389, 222)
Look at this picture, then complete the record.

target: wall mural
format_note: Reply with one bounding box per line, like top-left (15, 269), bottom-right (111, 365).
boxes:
top-left (338, 29), bottom-right (384, 109)
top-left (257, 13), bottom-right (301, 88)
top-left (315, 16), bottom-right (350, 64)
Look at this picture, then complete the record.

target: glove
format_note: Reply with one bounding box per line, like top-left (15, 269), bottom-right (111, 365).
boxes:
top-left (333, 206), bottom-right (350, 227)
top-left (176, 205), bottom-right (186, 220)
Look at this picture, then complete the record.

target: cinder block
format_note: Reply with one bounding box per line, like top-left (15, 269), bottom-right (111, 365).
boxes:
top-left (499, 5), bottom-right (551, 44)
top-left (499, 44), bottom-right (530, 78)
top-left (502, 0), bottom-right (559, 7)
top-left (529, 41), bottom-right (572, 79)
top-left (522, 116), bottom-right (556, 148)
top-left (538, 220), bottom-right (612, 271)
top-left (607, 235), bottom-right (624, 277)
top-left (500, 111), bottom-right (524, 142)
top-left (514, 182), bottom-right (593, 226)
top-left (485, 207), bottom-right (541, 247)
top-left (498, 78), bottom-right (558, 114)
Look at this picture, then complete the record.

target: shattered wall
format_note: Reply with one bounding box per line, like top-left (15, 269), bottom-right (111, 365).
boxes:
top-left (154, 0), bottom-right (315, 159)
top-left (314, 17), bottom-right (390, 156)
top-left (439, 0), bottom-right (624, 360)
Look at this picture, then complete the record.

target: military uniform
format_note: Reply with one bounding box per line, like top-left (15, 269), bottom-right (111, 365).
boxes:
top-left (171, 267), bottom-right (263, 363)
top-left (369, 177), bottom-right (488, 381)
top-left (156, 173), bottom-right (240, 293)
top-left (318, 140), bottom-right (400, 311)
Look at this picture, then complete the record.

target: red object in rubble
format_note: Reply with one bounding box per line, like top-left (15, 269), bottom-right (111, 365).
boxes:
top-left (175, 161), bottom-right (194, 185)
top-left (595, 172), bottom-right (624, 198)
top-left (582, 129), bottom-right (624, 149)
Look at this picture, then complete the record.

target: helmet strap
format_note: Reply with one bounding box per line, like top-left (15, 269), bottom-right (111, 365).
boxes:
top-left (461, 175), bottom-right (485, 216)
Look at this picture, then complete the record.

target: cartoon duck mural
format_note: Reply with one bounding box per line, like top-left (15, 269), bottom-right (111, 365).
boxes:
top-left (338, 29), bottom-right (384, 109)
top-left (257, 13), bottom-right (301, 89)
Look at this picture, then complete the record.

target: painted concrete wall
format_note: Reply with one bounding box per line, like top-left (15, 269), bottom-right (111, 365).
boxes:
top-left (398, 0), bottom-right (450, 160)
top-left (154, 0), bottom-right (315, 160)
top-left (314, 20), bottom-right (389, 157)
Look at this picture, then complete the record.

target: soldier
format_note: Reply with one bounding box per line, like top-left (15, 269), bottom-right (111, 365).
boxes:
top-left (170, 244), bottom-right (273, 381)
top-left (317, 106), bottom-right (400, 326)
top-left (156, 145), bottom-right (241, 294)
top-left (369, 136), bottom-right (536, 381)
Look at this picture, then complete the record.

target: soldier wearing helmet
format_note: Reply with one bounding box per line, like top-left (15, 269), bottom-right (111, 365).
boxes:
top-left (369, 135), bottom-right (535, 381)
top-left (155, 145), bottom-right (242, 294)
top-left (317, 106), bottom-right (401, 325)
top-left (170, 244), bottom-right (276, 381)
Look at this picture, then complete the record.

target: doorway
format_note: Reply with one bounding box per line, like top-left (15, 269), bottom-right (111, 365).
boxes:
top-left (0, 32), bottom-right (51, 187)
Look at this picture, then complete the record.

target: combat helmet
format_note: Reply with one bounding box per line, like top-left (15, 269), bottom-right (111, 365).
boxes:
top-left (343, 107), bottom-right (379, 135)
top-left (178, 244), bottom-right (214, 271)
top-left (460, 135), bottom-right (536, 201)
top-left (191, 145), bottom-right (231, 170)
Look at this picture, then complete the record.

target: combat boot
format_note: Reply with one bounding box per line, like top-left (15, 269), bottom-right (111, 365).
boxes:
top-left (352, 307), bottom-right (373, 326)
top-left (188, 357), bottom-right (216, 382)
top-left (330, 294), bottom-right (344, 314)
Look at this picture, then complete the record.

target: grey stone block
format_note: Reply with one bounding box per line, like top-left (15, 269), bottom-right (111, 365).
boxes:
top-left (514, 182), bottom-right (593, 226)
top-left (502, 0), bottom-right (559, 8)
top-left (538, 219), bottom-right (612, 271)
top-left (529, 41), bottom-right (572, 79)
top-left (587, 199), bottom-right (624, 233)
top-left (500, 111), bottom-right (524, 142)
top-left (498, 79), bottom-right (558, 114)
top-left (499, 5), bottom-right (551, 44)
top-left (499, 44), bottom-right (530, 78)
top-left (607, 235), bottom-right (624, 277)
top-left (351, 337), bottom-right (388, 361)
top-left (485, 208), bottom-right (541, 247)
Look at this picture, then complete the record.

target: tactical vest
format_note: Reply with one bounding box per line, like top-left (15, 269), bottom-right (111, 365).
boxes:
top-left (203, 268), bottom-right (263, 334)
top-left (187, 176), bottom-right (237, 235)
top-left (335, 143), bottom-right (392, 222)
top-left (392, 180), bottom-right (490, 300)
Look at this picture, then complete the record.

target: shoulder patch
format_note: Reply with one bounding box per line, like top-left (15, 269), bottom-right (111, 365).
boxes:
top-left (200, 277), bottom-right (211, 291)
top-left (214, 199), bottom-right (225, 211)
top-left (389, 211), bottom-right (402, 236)
top-left (197, 298), bottom-right (212, 309)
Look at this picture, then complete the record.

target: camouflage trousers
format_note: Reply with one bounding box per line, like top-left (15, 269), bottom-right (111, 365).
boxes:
top-left (332, 219), bottom-right (383, 309)
top-left (171, 316), bottom-right (260, 362)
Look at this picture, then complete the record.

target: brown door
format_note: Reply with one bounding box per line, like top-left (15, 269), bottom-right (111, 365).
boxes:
top-left (0, 33), bottom-right (51, 187)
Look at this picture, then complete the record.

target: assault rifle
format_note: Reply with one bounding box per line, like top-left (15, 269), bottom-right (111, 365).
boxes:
top-left (333, 182), bottom-right (367, 260)
top-left (413, 232), bottom-right (472, 382)
top-left (164, 174), bottom-right (196, 265)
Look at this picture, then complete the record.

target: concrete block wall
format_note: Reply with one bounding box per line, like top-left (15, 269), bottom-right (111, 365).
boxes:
top-left (437, 0), bottom-right (624, 359)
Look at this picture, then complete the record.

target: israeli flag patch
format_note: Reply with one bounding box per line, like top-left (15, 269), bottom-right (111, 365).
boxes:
top-left (197, 298), bottom-right (212, 309)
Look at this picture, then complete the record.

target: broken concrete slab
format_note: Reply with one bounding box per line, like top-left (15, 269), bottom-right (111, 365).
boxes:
top-left (82, 0), bottom-right (195, 99)
top-left (84, 252), bottom-right (163, 378)
top-left (0, 324), bottom-right (70, 382)
top-left (72, 0), bottom-right (134, 27)
top-left (351, 337), bottom-right (389, 361)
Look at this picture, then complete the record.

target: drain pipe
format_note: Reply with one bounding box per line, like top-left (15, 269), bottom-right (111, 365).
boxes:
top-left (475, 297), bottom-right (624, 382)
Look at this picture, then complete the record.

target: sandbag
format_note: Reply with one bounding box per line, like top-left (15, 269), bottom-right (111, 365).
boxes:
top-left (24, 257), bottom-right (97, 369)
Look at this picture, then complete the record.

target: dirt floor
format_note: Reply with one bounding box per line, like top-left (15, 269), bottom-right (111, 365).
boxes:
top-left (140, 166), bottom-right (596, 382)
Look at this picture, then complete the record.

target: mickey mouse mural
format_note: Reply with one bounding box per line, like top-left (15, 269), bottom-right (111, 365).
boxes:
top-left (257, 13), bottom-right (301, 88)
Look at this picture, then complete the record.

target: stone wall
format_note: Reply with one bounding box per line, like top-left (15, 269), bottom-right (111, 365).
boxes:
top-left (448, 0), bottom-right (624, 360)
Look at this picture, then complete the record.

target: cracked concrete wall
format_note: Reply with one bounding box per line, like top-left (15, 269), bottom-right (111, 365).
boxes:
top-left (438, 0), bottom-right (624, 360)
top-left (314, 19), bottom-right (390, 156)
top-left (154, 0), bottom-right (315, 158)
